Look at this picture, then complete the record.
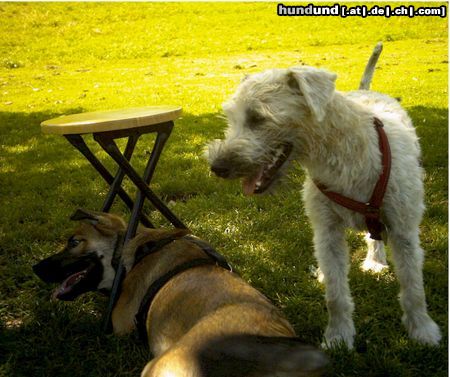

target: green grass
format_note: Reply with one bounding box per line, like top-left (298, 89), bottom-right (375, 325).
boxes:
top-left (0, 3), bottom-right (447, 377)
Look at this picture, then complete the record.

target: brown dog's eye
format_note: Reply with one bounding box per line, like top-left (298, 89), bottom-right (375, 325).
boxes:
top-left (67, 237), bottom-right (81, 248)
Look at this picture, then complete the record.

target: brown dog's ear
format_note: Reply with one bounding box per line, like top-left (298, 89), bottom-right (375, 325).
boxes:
top-left (70, 208), bottom-right (126, 236)
top-left (70, 208), bottom-right (100, 224)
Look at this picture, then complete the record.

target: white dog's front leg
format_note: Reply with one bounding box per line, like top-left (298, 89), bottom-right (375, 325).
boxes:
top-left (361, 233), bottom-right (389, 273)
top-left (313, 225), bottom-right (356, 349)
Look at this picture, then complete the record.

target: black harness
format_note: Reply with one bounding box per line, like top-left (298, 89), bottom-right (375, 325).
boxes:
top-left (131, 235), bottom-right (232, 342)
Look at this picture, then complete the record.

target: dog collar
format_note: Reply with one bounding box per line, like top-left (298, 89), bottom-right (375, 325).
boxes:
top-left (314, 117), bottom-right (391, 241)
top-left (133, 236), bottom-right (232, 343)
top-left (133, 236), bottom-right (179, 267)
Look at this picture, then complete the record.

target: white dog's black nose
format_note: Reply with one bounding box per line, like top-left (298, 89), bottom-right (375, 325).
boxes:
top-left (211, 163), bottom-right (230, 178)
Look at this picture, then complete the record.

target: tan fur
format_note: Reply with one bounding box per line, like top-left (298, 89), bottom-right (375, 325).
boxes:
top-left (112, 229), bottom-right (296, 375)
top-left (56, 210), bottom-right (324, 377)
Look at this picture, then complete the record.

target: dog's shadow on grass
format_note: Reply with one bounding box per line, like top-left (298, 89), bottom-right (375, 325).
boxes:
top-left (0, 106), bottom-right (447, 377)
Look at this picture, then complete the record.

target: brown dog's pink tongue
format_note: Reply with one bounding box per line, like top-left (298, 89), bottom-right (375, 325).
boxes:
top-left (52, 270), bottom-right (86, 300)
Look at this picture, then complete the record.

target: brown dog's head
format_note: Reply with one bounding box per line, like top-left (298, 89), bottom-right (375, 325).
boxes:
top-left (33, 209), bottom-right (126, 301)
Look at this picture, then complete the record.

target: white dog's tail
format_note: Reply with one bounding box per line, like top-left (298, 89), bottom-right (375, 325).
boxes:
top-left (359, 42), bottom-right (383, 90)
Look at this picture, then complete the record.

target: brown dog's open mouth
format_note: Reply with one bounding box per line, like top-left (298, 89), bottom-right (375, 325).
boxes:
top-left (52, 269), bottom-right (88, 300)
top-left (242, 143), bottom-right (293, 195)
top-left (39, 254), bottom-right (104, 301)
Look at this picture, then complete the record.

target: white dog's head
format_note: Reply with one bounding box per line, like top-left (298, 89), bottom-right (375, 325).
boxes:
top-left (206, 66), bottom-right (337, 195)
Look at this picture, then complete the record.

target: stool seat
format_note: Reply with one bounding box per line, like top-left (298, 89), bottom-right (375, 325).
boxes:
top-left (41, 106), bottom-right (182, 135)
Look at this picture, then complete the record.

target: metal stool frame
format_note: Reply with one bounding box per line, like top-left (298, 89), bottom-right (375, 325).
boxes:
top-left (64, 120), bottom-right (187, 331)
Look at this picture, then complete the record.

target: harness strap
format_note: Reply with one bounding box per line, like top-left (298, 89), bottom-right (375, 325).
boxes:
top-left (135, 258), bottom-right (218, 342)
top-left (314, 117), bottom-right (391, 240)
top-left (183, 236), bottom-right (232, 271)
top-left (133, 236), bottom-right (232, 343)
top-left (133, 236), bottom-right (178, 267)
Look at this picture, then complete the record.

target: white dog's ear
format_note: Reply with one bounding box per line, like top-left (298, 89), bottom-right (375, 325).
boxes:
top-left (287, 67), bottom-right (337, 122)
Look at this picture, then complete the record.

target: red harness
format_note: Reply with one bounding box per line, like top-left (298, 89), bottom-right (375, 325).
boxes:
top-left (314, 117), bottom-right (391, 241)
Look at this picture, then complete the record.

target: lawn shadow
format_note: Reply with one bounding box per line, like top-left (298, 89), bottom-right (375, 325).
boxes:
top-left (408, 106), bottom-right (448, 169)
top-left (0, 105), bottom-right (447, 377)
top-left (0, 109), bottom-right (228, 377)
top-left (0, 294), bottom-right (148, 377)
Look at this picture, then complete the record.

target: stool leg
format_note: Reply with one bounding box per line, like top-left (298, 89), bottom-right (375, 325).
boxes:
top-left (102, 143), bottom-right (150, 332)
top-left (95, 133), bottom-right (187, 229)
top-left (64, 134), bottom-right (153, 227)
top-left (99, 128), bottom-right (187, 332)
top-left (102, 135), bottom-right (155, 231)
top-left (102, 134), bottom-right (138, 212)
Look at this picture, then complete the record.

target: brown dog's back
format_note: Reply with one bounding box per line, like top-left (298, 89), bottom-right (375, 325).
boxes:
top-left (114, 232), bottom-right (328, 376)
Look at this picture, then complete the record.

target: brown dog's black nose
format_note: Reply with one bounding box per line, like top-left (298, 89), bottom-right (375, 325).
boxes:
top-left (33, 258), bottom-right (62, 283)
top-left (211, 163), bottom-right (230, 178)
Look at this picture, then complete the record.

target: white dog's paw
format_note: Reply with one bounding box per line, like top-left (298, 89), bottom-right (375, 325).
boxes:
top-left (309, 265), bottom-right (325, 283)
top-left (404, 315), bottom-right (441, 346)
top-left (360, 258), bottom-right (389, 273)
top-left (322, 323), bottom-right (355, 349)
top-left (362, 235), bottom-right (388, 273)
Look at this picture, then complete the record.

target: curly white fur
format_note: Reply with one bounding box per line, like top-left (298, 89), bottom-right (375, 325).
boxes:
top-left (207, 53), bottom-right (441, 349)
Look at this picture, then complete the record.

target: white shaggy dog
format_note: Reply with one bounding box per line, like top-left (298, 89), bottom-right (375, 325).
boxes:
top-left (206, 44), bottom-right (441, 349)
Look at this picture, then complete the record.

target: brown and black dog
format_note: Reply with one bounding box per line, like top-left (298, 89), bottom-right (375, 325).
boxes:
top-left (33, 209), bottom-right (328, 377)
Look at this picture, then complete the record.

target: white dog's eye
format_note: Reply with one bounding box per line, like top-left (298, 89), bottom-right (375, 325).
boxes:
top-left (246, 110), bottom-right (265, 128)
